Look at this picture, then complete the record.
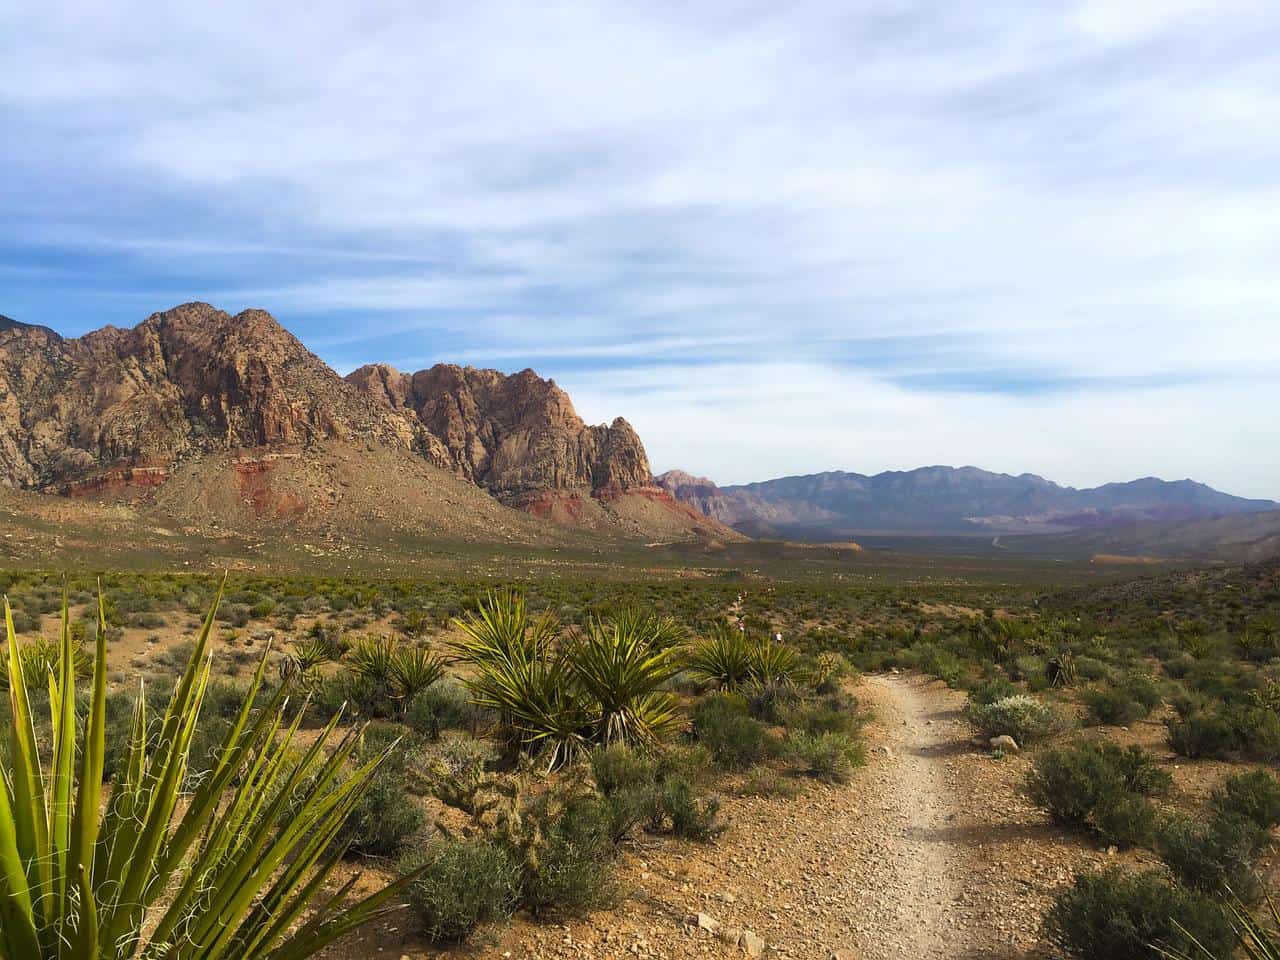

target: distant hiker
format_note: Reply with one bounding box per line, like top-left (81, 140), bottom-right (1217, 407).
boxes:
top-left (774, 632), bottom-right (782, 644)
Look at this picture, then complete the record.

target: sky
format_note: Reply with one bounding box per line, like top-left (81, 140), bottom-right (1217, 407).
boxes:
top-left (3, 1), bottom-right (1279, 499)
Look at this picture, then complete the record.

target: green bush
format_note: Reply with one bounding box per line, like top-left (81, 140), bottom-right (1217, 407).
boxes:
top-left (785, 730), bottom-right (865, 784)
top-left (404, 676), bottom-right (473, 738)
top-left (1046, 868), bottom-right (1234, 960)
top-left (342, 764), bottom-right (425, 857)
top-left (1081, 673), bottom-right (1160, 727)
top-left (780, 692), bottom-right (862, 736)
top-left (1155, 811), bottom-right (1265, 899)
top-left (521, 795), bottom-right (620, 917)
top-left (1025, 741), bottom-right (1170, 846)
top-left (658, 777), bottom-right (724, 841)
top-left (1167, 704), bottom-right (1280, 761)
top-left (736, 767), bottom-right (800, 798)
top-left (966, 694), bottom-right (1069, 745)
top-left (967, 676), bottom-right (1016, 706)
top-left (1210, 769), bottom-right (1280, 830)
top-left (691, 693), bottom-right (779, 769)
top-left (404, 839), bottom-right (522, 943)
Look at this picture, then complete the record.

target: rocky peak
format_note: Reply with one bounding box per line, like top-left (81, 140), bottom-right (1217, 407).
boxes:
top-left (348, 361), bottom-right (652, 499)
top-left (0, 303), bottom-right (440, 489)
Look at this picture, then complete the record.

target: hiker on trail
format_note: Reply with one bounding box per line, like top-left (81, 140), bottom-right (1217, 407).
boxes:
top-left (774, 632), bottom-right (782, 644)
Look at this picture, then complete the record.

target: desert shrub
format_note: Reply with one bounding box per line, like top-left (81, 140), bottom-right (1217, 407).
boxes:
top-left (1155, 811), bottom-right (1265, 899)
top-left (736, 767), bottom-right (801, 798)
top-left (742, 677), bottom-right (804, 723)
top-left (1167, 704), bottom-right (1280, 761)
top-left (686, 626), bottom-right (755, 689)
top-left (657, 777), bottom-right (724, 841)
top-left (1091, 794), bottom-right (1159, 848)
top-left (781, 692), bottom-right (862, 736)
top-left (1163, 652), bottom-right (1198, 679)
top-left (403, 839), bottom-right (522, 943)
top-left (342, 739), bottom-right (426, 857)
top-left (690, 693), bottom-right (779, 769)
top-left (1025, 741), bottom-right (1170, 846)
top-left (966, 694), bottom-right (1069, 745)
top-left (590, 744), bottom-right (660, 840)
top-left (967, 675), bottom-right (1016, 707)
top-left (1082, 672), bottom-right (1162, 728)
top-left (404, 675), bottom-right (473, 738)
top-left (785, 730), bottom-right (865, 784)
top-left (521, 795), bottom-right (620, 917)
top-left (1210, 769), bottom-right (1280, 830)
top-left (1045, 868), bottom-right (1234, 960)
top-left (1074, 656), bottom-right (1112, 682)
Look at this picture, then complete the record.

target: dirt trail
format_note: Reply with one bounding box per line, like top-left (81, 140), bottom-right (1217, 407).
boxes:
top-left (346, 673), bottom-right (1077, 959)
top-left (843, 673), bottom-right (981, 959)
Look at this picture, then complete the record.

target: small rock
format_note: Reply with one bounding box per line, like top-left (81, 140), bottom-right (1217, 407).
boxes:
top-left (989, 734), bottom-right (1019, 753)
top-left (691, 912), bottom-right (720, 935)
top-left (740, 929), bottom-right (767, 957)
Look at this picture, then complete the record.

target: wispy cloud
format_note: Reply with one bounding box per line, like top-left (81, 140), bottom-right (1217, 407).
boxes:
top-left (1, 1), bottom-right (1278, 496)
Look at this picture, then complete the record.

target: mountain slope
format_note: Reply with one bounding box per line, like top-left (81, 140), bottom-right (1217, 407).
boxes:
top-left (657, 466), bottom-right (1278, 542)
top-left (0, 303), bottom-right (731, 542)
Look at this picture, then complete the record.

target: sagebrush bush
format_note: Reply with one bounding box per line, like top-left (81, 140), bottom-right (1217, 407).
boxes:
top-left (1025, 740), bottom-right (1169, 846)
top-left (691, 693), bottom-right (779, 769)
top-left (404, 839), bottom-right (522, 943)
top-left (736, 767), bottom-right (801, 798)
top-left (404, 675), bottom-right (473, 738)
top-left (967, 676), bottom-right (1016, 707)
top-left (966, 694), bottom-right (1068, 745)
top-left (1046, 868), bottom-right (1235, 960)
top-left (521, 795), bottom-right (620, 917)
top-left (1155, 811), bottom-right (1265, 899)
top-left (1167, 704), bottom-right (1280, 761)
top-left (658, 777), bottom-right (725, 841)
top-left (785, 730), bottom-right (865, 784)
top-left (1080, 673), bottom-right (1159, 727)
top-left (1210, 769), bottom-right (1280, 830)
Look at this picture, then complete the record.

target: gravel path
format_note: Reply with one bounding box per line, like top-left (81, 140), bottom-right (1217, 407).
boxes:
top-left (843, 673), bottom-right (980, 959)
top-left (341, 673), bottom-right (1078, 958)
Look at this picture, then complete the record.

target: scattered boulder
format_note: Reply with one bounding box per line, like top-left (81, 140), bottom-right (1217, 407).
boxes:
top-left (739, 929), bottom-right (767, 957)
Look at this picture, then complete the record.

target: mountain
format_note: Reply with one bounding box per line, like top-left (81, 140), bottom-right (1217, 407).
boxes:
top-left (0, 303), bottom-right (735, 543)
top-left (656, 466), bottom-right (1278, 542)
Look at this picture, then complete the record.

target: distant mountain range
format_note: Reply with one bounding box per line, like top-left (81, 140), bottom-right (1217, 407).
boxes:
top-left (655, 467), bottom-right (1279, 545)
top-left (2, 301), bottom-right (1276, 562)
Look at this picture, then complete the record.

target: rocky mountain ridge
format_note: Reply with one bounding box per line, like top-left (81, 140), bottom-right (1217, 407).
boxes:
top-left (0, 303), bottom-right (727, 542)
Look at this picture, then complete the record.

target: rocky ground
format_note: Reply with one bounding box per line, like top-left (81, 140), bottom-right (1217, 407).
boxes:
top-left (339, 673), bottom-right (1127, 960)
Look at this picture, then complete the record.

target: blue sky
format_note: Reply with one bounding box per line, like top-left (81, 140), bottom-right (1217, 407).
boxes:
top-left (3, 1), bottom-right (1279, 498)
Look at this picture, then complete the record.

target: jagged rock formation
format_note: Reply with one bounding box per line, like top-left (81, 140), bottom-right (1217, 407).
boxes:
top-left (0, 303), bottom-right (729, 542)
top-left (0, 303), bottom-right (447, 490)
top-left (346, 362), bottom-right (650, 500)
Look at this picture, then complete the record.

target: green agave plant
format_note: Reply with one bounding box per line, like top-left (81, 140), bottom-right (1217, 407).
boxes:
top-left (0, 582), bottom-right (417, 960)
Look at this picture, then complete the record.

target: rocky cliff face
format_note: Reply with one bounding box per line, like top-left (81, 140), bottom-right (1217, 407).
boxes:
top-left (0, 303), bottom-right (710, 540)
top-left (0, 303), bottom-right (445, 490)
top-left (346, 362), bottom-right (652, 500)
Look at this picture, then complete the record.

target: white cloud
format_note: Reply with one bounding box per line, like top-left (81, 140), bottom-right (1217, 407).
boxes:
top-left (1, 0), bottom-right (1278, 497)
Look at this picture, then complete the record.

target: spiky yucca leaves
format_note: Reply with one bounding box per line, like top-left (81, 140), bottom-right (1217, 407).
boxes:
top-left (391, 645), bottom-right (447, 704)
top-left (0, 635), bottom-right (91, 691)
top-left (1159, 893), bottom-right (1280, 959)
top-left (569, 617), bottom-right (683, 748)
top-left (686, 625), bottom-right (755, 689)
top-left (451, 592), bottom-right (590, 768)
top-left (0, 584), bottom-right (417, 960)
top-left (451, 594), bottom-right (684, 767)
top-left (749, 639), bottom-right (799, 686)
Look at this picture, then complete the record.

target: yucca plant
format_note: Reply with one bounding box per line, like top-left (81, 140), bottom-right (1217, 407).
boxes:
top-left (390, 645), bottom-right (447, 705)
top-left (0, 635), bottom-right (91, 692)
top-left (451, 592), bottom-right (590, 768)
top-left (749, 639), bottom-right (799, 686)
top-left (0, 583), bottom-right (417, 960)
top-left (348, 635), bottom-right (398, 690)
top-left (686, 625), bottom-right (755, 689)
top-left (1159, 891), bottom-right (1280, 959)
top-left (568, 617), bottom-right (683, 748)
